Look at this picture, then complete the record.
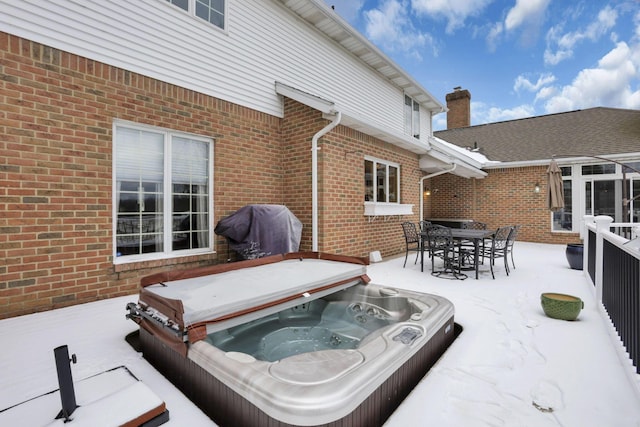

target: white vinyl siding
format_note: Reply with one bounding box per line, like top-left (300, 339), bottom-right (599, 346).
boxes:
top-left (0, 0), bottom-right (419, 139)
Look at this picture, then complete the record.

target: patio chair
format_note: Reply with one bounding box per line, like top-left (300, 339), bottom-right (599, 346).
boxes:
top-left (401, 222), bottom-right (421, 268)
top-left (483, 226), bottom-right (513, 279)
top-left (506, 224), bottom-right (521, 269)
top-left (418, 221), bottom-right (432, 257)
top-left (418, 220), bottom-right (432, 233)
top-left (425, 225), bottom-right (466, 280)
top-left (459, 221), bottom-right (488, 265)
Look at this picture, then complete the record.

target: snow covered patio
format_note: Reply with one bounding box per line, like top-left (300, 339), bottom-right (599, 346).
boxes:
top-left (1, 242), bottom-right (639, 426)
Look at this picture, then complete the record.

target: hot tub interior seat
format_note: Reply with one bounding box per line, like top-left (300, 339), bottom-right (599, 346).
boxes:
top-left (206, 285), bottom-right (423, 362)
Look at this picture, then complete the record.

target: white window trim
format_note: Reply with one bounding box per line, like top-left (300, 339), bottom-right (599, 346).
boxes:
top-left (164, 0), bottom-right (227, 32)
top-left (364, 156), bottom-right (413, 218)
top-left (404, 94), bottom-right (420, 140)
top-left (112, 120), bottom-right (215, 265)
top-left (553, 162), bottom-right (640, 233)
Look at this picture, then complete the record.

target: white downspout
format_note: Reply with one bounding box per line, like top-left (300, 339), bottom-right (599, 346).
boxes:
top-left (419, 164), bottom-right (457, 222)
top-left (311, 112), bottom-right (342, 252)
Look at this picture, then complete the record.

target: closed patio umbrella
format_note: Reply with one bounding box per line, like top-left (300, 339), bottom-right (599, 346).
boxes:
top-left (547, 159), bottom-right (564, 211)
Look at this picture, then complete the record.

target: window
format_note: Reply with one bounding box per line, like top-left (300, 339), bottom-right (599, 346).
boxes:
top-left (364, 158), bottom-right (400, 203)
top-left (404, 95), bottom-right (420, 139)
top-left (552, 166), bottom-right (572, 231)
top-left (582, 163), bottom-right (616, 175)
top-left (114, 123), bottom-right (213, 262)
top-left (166, 0), bottom-right (225, 29)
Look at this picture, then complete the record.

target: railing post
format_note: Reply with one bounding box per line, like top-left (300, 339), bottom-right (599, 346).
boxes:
top-left (594, 215), bottom-right (613, 303)
top-left (582, 215), bottom-right (594, 285)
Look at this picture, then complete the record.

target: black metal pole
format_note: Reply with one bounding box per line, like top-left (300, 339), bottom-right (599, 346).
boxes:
top-left (54, 345), bottom-right (78, 422)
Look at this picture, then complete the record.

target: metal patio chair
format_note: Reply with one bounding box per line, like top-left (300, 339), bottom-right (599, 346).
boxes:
top-left (460, 221), bottom-right (488, 265)
top-left (483, 226), bottom-right (513, 279)
top-left (506, 224), bottom-right (521, 269)
top-left (401, 222), bottom-right (421, 268)
top-left (425, 225), bottom-right (466, 280)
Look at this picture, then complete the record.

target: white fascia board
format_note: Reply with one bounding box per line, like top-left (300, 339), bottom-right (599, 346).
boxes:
top-left (338, 110), bottom-right (431, 154)
top-left (420, 150), bottom-right (487, 179)
top-left (275, 82), bottom-right (337, 114)
top-left (429, 136), bottom-right (488, 169)
top-left (483, 152), bottom-right (640, 170)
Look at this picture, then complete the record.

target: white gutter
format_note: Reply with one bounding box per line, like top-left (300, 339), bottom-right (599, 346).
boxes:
top-left (312, 112), bottom-right (342, 251)
top-left (419, 164), bottom-right (457, 222)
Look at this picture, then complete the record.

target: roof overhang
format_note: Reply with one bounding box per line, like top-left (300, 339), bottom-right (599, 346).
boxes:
top-left (275, 83), bottom-right (487, 179)
top-left (275, 0), bottom-right (445, 113)
top-left (421, 137), bottom-right (488, 179)
top-left (276, 82), bottom-right (433, 154)
top-left (480, 152), bottom-right (640, 169)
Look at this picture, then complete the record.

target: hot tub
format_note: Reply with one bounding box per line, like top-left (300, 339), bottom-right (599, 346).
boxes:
top-left (128, 252), bottom-right (456, 426)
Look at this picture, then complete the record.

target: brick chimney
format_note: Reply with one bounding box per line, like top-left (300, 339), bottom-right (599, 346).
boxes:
top-left (445, 87), bottom-right (471, 129)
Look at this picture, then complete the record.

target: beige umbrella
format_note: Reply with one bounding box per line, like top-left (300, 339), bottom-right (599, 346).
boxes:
top-left (547, 159), bottom-right (565, 211)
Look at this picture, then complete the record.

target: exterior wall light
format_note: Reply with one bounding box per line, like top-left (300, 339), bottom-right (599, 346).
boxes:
top-left (534, 183), bottom-right (541, 193)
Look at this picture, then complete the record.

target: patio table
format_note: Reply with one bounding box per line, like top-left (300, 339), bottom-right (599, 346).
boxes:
top-left (421, 228), bottom-right (494, 279)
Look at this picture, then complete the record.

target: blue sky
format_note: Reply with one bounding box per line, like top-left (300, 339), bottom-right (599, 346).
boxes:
top-left (323, 0), bottom-right (640, 130)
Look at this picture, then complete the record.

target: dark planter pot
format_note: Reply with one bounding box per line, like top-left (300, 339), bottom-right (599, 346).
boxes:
top-left (566, 243), bottom-right (584, 270)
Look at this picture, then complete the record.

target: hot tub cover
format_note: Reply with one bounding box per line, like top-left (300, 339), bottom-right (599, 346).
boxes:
top-left (131, 252), bottom-right (369, 356)
top-left (214, 204), bottom-right (302, 259)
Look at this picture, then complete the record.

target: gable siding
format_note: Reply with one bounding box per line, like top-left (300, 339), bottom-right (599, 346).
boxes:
top-left (0, 0), bottom-right (411, 138)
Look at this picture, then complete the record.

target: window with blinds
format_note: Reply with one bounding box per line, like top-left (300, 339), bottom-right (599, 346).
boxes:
top-left (114, 123), bottom-right (213, 262)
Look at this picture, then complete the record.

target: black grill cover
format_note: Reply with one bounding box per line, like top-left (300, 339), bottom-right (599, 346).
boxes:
top-left (214, 205), bottom-right (303, 259)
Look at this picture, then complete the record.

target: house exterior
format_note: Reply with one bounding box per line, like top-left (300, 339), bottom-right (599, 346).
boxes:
top-left (431, 88), bottom-right (640, 244)
top-left (0, 0), bottom-right (487, 318)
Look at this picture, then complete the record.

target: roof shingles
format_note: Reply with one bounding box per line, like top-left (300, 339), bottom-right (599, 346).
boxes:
top-left (434, 107), bottom-right (640, 162)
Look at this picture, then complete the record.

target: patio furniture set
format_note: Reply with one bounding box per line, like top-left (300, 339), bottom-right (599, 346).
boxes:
top-left (401, 221), bottom-right (521, 280)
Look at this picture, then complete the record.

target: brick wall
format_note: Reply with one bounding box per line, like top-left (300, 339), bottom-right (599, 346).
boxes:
top-left (281, 99), bottom-right (424, 258)
top-left (0, 33), bottom-right (424, 318)
top-left (427, 166), bottom-right (581, 244)
top-left (0, 33), bottom-right (284, 318)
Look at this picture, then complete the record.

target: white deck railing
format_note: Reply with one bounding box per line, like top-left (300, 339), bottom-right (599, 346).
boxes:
top-left (583, 215), bottom-right (640, 400)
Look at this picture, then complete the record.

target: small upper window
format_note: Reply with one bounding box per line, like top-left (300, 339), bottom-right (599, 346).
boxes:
top-left (404, 95), bottom-right (420, 139)
top-left (166, 0), bottom-right (225, 30)
top-left (582, 163), bottom-right (615, 175)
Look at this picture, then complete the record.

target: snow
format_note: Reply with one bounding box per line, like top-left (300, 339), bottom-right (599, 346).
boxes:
top-left (1, 242), bottom-right (639, 426)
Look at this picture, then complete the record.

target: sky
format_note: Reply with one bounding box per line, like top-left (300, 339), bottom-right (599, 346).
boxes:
top-left (323, 0), bottom-right (640, 130)
top-left (2, 242), bottom-right (640, 426)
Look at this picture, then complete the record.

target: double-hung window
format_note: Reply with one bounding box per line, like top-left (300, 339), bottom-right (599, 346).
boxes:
top-left (404, 95), bottom-right (420, 139)
top-left (166, 0), bottom-right (225, 30)
top-left (113, 122), bottom-right (213, 262)
top-left (365, 158), bottom-right (400, 203)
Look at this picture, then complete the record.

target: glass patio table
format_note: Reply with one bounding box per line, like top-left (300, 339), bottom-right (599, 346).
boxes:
top-left (421, 228), bottom-right (495, 279)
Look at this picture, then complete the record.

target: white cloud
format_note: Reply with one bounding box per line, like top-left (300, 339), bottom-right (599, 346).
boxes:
top-left (544, 5), bottom-right (618, 66)
top-left (544, 41), bottom-right (640, 113)
top-left (504, 0), bottom-right (550, 46)
top-left (514, 73), bottom-right (556, 93)
top-left (411, 0), bottom-right (493, 34)
top-left (504, 0), bottom-right (550, 31)
top-left (471, 101), bottom-right (535, 124)
top-left (535, 86), bottom-right (557, 102)
top-left (486, 0), bottom-right (549, 51)
top-left (364, 0), bottom-right (436, 59)
top-left (486, 21), bottom-right (504, 52)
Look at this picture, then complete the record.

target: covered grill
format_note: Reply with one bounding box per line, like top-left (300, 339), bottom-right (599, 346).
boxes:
top-left (214, 204), bottom-right (302, 259)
